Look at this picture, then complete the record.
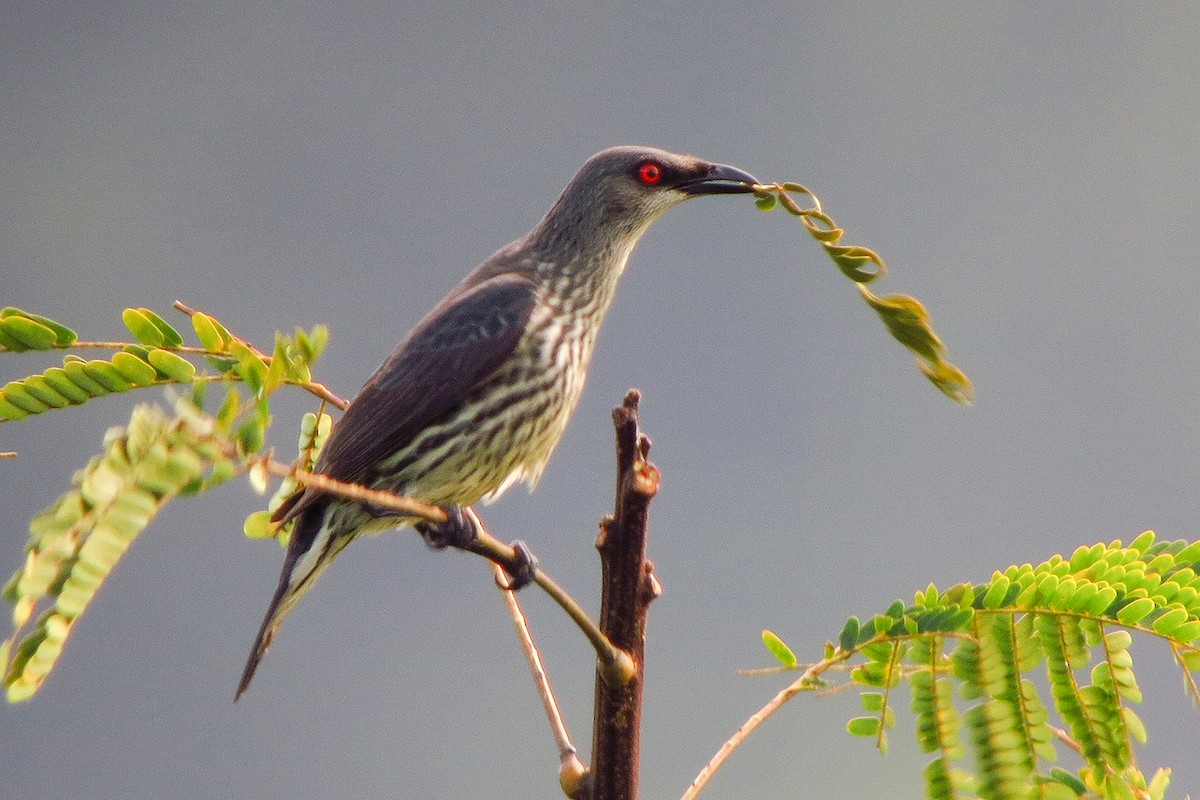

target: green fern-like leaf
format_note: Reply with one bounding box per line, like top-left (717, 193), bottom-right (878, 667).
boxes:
top-left (910, 636), bottom-right (968, 799)
top-left (0, 350), bottom-right (203, 421)
top-left (750, 183), bottom-right (972, 404)
top-left (0, 307), bottom-right (342, 702)
top-left (1, 404), bottom-right (220, 701)
top-left (2, 307), bottom-right (337, 431)
top-left (787, 532), bottom-right (1197, 800)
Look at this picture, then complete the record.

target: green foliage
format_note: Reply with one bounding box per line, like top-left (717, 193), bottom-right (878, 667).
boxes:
top-left (764, 532), bottom-right (1194, 800)
top-left (0, 347), bottom-right (192, 412)
top-left (0, 304), bottom-right (335, 701)
top-left (762, 629), bottom-right (798, 669)
top-left (752, 183), bottom-right (972, 404)
top-left (0, 305), bottom-right (331, 426)
top-left (1, 403), bottom-right (218, 701)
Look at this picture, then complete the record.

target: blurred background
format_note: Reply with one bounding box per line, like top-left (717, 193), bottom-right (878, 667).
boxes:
top-left (2, 2), bottom-right (1198, 797)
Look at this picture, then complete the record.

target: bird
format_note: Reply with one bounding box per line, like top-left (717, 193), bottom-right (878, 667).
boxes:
top-left (236, 145), bottom-right (759, 699)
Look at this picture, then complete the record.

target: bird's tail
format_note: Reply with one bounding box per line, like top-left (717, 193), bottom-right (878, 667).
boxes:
top-left (235, 503), bottom-right (339, 701)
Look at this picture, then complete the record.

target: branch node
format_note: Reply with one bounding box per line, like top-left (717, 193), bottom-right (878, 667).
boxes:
top-left (559, 752), bottom-right (590, 799)
top-left (628, 460), bottom-right (659, 498)
top-left (637, 434), bottom-right (651, 460)
top-left (642, 564), bottom-right (662, 603)
top-left (595, 515), bottom-right (615, 551)
top-left (599, 648), bottom-right (639, 687)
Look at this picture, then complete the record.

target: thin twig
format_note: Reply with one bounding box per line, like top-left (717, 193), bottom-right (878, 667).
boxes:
top-left (680, 651), bottom-right (853, 800)
top-left (539, 570), bottom-right (634, 686)
top-left (737, 660), bottom-right (877, 678)
top-left (1049, 724), bottom-right (1084, 757)
top-left (491, 561), bottom-right (588, 798)
top-left (21, 339), bottom-right (218, 355)
top-left (285, 379), bottom-right (348, 411)
top-left (462, 509), bottom-right (633, 685)
top-left (258, 456), bottom-right (447, 522)
top-left (261, 450), bottom-right (618, 794)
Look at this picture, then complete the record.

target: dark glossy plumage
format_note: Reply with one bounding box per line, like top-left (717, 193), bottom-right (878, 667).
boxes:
top-left (236, 146), bottom-right (757, 699)
top-left (276, 273), bottom-right (540, 523)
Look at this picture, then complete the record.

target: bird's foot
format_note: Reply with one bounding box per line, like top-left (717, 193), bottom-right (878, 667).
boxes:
top-left (417, 506), bottom-right (538, 590)
top-left (416, 504), bottom-right (479, 550)
top-left (498, 540), bottom-right (539, 591)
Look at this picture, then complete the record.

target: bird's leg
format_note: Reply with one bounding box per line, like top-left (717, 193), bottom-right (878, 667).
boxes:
top-left (417, 505), bottom-right (539, 590)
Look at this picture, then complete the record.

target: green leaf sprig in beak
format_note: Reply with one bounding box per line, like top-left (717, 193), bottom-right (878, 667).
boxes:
top-left (753, 182), bottom-right (972, 404)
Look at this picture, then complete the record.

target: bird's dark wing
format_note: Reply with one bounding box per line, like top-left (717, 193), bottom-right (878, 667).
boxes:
top-left (275, 272), bottom-right (539, 521)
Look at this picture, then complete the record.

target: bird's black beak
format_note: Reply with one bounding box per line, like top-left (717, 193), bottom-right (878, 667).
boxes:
top-left (677, 162), bottom-right (760, 195)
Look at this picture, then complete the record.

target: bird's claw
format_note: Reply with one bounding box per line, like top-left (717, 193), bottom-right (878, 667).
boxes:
top-left (417, 505), bottom-right (479, 550)
top-left (498, 540), bottom-right (539, 591)
top-left (418, 507), bottom-right (537, 589)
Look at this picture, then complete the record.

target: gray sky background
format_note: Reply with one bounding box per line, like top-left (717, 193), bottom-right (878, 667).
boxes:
top-left (3, 2), bottom-right (1199, 798)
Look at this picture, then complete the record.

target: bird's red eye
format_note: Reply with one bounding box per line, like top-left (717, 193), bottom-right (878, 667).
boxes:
top-left (638, 162), bottom-right (662, 185)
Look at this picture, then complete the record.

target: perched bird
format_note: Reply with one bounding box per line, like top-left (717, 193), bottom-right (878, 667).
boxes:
top-left (236, 146), bottom-right (758, 699)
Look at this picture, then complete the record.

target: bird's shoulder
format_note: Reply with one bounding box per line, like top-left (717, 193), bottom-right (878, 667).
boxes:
top-left (388, 266), bottom-right (541, 364)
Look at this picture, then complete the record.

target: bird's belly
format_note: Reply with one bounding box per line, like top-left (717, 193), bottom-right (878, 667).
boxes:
top-left (376, 316), bottom-right (595, 509)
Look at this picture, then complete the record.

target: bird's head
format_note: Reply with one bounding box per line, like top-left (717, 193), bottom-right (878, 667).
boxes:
top-left (533, 146), bottom-right (759, 253)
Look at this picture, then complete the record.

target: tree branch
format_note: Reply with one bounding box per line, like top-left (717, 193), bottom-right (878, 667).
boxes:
top-left (586, 390), bottom-right (662, 800)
